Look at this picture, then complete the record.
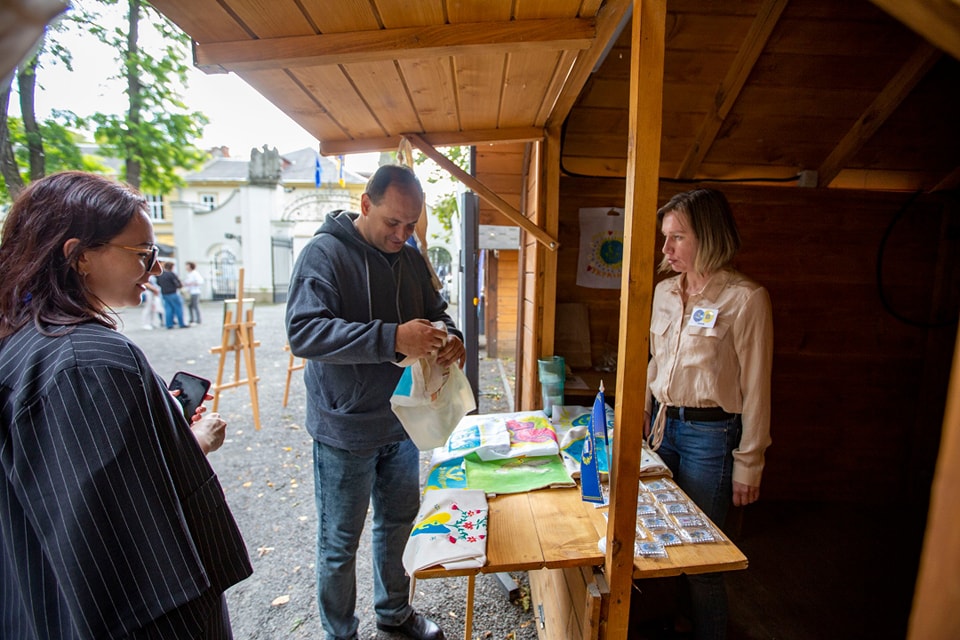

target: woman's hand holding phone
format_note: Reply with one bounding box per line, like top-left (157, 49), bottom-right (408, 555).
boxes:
top-left (190, 412), bottom-right (227, 455)
top-left (168, 371), bottom-right (212, 420)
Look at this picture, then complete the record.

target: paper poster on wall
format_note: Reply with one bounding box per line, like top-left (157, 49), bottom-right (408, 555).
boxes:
top-left (576, 207), bottom-right (624, 289)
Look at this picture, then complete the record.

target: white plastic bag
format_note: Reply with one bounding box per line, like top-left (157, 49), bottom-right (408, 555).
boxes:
top-left (391, 359), bottom-right (476, 451)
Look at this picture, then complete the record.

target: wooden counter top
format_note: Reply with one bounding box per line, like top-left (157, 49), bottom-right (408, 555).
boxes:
top-left (414, 481), bottom-right (747, 580)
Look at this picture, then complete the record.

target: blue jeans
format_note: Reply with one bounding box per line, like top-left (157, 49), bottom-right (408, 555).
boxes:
top-left (313, 439), bottom-right (420, 640)
top-left (653, 401), bottom-right (742, 640)
top-left (162, 293), bottom-right (186, 328)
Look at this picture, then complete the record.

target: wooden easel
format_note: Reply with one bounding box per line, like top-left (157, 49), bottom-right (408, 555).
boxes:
top-left (282, 343), bottom-right (305, 408)
top-left (209, 268), bottom-right (262, 429)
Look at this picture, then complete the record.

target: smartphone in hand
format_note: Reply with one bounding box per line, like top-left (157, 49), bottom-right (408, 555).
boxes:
top-left (168, 371), bottom-right (211, 419)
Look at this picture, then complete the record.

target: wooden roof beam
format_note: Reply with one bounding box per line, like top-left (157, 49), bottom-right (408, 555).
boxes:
top-left (675, 0), bottom-right (789, 180)
top-left (543, 0), bottom-right (632, 130)
top-left (195, 18), bottom-right (596, 72)
top-left (817, 42), bottom-right (942, 188)
top-left (318, 127), bottom-right (545, 155)
top-left (870, 0), bottom-right (960, 63)
top-left (405, 133), bottom-right (559, 252)
top-left (932, 166), bottom-right (960, 193)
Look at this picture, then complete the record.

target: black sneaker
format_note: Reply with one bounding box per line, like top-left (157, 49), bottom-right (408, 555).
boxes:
top-left (376, 611), bottom-right (445, 640)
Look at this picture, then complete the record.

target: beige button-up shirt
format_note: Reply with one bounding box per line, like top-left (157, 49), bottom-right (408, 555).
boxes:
top-left (645, 269), bottom-right (773, 487)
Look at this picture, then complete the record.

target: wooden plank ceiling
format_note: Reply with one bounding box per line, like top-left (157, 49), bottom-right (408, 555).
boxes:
top-left (150, 0), bottom-right (631, 155)
top-left (150, 0), bottom-right (959, 193)
top-left (563, 0), bottom-right (960, 191)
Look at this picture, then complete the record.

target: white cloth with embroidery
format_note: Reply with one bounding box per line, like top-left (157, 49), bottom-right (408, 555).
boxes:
top-left (402, 489), bottom-right (488, 575)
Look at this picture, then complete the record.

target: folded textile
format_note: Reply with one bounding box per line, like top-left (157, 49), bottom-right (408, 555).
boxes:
top-left (640, 445), bottom-right (672, 478)
top-left (464, 453), bottom-right (575, 495)
top-left (402, 489), bottom-right (488, 575)
top-left (553, 404), bottom-right (614, 478)
top-left (551, 404), bottom-right (670, 478)
top-left (473, 411), bottom-right (559, 461)
top-left (430, 413), bottom-right (512, 467)
top-left (430, 410), bottom-right (559, 466)
top-left (424, 457), bottom-right (467, 492)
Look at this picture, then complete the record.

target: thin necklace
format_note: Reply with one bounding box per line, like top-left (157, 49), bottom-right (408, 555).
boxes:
top-left (686, 274), bottom-right (710, 296)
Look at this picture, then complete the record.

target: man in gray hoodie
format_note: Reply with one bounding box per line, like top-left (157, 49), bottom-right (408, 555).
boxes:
top-left (286, 164), bottom-right (464, 640)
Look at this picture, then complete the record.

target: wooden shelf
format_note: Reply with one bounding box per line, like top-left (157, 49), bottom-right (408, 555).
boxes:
top-left (564, 369), bottom-right (617, 405)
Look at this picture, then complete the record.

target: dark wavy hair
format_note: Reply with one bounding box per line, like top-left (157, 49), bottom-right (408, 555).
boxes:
top-left (656, 188), bottom-right (742, 275)
top-left (0, 171), bottom-right (148, 338)
top-left (364, 164), bottom-right (424, 204)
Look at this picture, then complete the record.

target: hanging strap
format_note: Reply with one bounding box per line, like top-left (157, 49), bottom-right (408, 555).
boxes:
top-left (647, 403), bottom-right (667, 451)
top-left (397, 137), bottom-right (443, 291)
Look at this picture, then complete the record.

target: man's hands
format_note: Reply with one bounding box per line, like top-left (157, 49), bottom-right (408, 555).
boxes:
top-left (396, 319), bottom-right (466, 367)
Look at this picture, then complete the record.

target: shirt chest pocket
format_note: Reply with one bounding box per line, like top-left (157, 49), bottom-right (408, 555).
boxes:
top-left (684, 321), bottom-right (732, 369)
top-left (685, 322), bottom-right (730, 340)
top-left (650, 315), bottom-right (672, 338)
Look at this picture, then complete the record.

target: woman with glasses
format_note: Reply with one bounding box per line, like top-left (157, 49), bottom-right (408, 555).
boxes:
top-left (0, 172), bottom-right (251, 639)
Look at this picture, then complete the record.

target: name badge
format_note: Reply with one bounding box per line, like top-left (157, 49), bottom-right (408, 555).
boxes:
top-left (689, 307), bottom-right (719, 328)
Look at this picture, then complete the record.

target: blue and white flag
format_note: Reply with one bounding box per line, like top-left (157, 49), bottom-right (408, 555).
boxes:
top-left (580, 380), bottom-right (608, 504)
top-left (314, 152), bottom-right (322, 188)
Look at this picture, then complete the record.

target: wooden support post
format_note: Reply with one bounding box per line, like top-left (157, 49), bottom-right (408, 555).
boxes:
top-left (282, 343), bottom-right (305, 408)
top-left (605, 2), bottom-right (668, 639)
top-left (209, 268), bottom-right (263, 429)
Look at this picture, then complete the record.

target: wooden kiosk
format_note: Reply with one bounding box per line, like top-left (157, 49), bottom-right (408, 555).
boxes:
top-left (148, 2), bottom-right (960, 637)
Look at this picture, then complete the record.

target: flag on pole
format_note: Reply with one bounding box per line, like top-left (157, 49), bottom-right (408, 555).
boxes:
top-left (337, 154), bottom-right (345, 187)
top-left (314, 152), bottom-right (322, 188)
top-left (580, 380), bottom-right (608, 504)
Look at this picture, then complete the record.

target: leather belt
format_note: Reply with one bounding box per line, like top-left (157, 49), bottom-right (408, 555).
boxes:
top-left (665, 406), bottom-right (735, 421)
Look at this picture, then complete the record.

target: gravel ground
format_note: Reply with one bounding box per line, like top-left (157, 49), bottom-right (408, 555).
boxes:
top-left (118, 300), bottom-right (538, 640)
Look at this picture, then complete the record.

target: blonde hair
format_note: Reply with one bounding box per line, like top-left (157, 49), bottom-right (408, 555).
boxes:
top-left (656, 189), bottom-right (741, 274)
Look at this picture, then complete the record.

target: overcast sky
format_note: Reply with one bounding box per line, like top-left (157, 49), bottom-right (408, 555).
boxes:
top-left (12, 4), bottom-right (381, 174)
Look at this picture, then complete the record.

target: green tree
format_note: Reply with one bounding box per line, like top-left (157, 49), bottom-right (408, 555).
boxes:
top-left (0, 23), bottom-right (70, 199)
top-left (0, 0), bottom-right (208, 201)
top-left (85, 0), bottom-right (208, 192)
top-left (415, 145), bottom-right (469, 242)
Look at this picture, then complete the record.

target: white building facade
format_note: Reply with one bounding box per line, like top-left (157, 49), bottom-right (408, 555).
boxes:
top-left (168, 146), bottom-right (458, 305)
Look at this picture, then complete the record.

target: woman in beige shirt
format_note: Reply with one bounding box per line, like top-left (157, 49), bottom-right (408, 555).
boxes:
top-left (644, 188), bottom-right (773, 640)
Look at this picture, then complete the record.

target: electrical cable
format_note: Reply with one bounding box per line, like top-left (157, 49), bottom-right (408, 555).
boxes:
top-left (875, 190), bottom-right (958, 329)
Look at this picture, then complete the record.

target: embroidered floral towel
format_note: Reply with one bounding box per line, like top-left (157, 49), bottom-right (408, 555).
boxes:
top-left (402, 489), bottom-right (489, 576)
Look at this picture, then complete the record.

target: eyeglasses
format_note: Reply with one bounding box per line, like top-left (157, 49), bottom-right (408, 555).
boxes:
top-left (109, 243), bottom-right (160, 271)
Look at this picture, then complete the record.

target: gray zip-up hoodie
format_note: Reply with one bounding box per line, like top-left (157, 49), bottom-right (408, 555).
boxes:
top-left (285, 210), bottom-right (461, 451)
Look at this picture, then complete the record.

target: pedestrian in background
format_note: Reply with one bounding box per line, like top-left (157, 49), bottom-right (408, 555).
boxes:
top-left (286, 165), bottom-right (464, 640)
top-left (141, 274), bottom-right (162, 329)
top-left (0, 171), bottom-right (252, 639)
top-left (184, 260), bottom-right (204, 325)
top-left (157, 260), bottom-right (187, 329)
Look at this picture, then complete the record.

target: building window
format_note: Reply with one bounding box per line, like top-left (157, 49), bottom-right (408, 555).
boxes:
top-left (201, 193), bottom-right (217, 211)
top-left (145, 194), bottom-right (164, 220)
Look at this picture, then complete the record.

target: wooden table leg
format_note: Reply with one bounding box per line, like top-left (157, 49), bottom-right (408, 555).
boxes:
top-left (464, 573), bottom-right (475, 640)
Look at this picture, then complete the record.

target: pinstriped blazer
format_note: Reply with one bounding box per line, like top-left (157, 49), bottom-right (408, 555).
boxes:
top-left (0, 322), bottom-right (252, 639)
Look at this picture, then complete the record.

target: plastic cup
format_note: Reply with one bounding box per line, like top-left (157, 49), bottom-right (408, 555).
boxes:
top-left (537, 356), bottom-right (565, 417)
